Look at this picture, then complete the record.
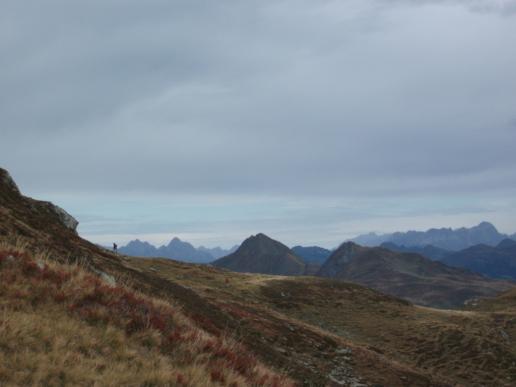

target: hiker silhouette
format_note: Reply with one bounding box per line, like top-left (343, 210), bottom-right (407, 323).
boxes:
top-left (113, 243), bottom-right (118, 254)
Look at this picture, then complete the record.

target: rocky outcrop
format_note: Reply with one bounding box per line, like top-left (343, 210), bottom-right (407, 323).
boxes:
top-left (0, 168), bottom-right (21, 195)
top-left (48, 203), bottom-right (79, 232)
top-left (1, 167), bottom-right (78, 233)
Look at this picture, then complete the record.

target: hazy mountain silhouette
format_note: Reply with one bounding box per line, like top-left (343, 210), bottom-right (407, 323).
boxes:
top-left (352, 222), bottom-right (508, 251)
top-left (212, 233), bottom-right (305, 275)
top-left (119, 238), bottom-right (234, 263)
top-left (442, 239), bottom-right (516, 280)
top-left (119, 239), bottom-right (157, 256)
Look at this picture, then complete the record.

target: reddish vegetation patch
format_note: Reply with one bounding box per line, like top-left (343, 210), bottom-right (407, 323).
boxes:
top-left (210, 368), bottom-right (226, 384)
top-left (176, 373), bottom-right (188, 386)
top-left (0, 250), bottom-right (294, 387)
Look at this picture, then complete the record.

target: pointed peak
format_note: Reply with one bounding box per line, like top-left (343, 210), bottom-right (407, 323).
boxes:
top-left (477, 221), bottom-right (497, 230)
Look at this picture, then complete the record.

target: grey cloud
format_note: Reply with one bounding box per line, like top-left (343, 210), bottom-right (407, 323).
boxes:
top-left (2, 0), bottom-right (516, 199)
top-left (384, 0), bottom-right (516, 15)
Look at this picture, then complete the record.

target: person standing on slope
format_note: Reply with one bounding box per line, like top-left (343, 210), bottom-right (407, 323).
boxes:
top-left (113, 242), bottom-right (118, 255)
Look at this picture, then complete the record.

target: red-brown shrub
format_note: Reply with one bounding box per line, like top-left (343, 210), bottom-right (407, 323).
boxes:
top-left (210, 368), bottom-right (225, 384)
top-left (176, 373), bottom-right (187, 386)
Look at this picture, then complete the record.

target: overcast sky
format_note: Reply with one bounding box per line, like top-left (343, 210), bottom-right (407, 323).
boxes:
top-left (2, 0), bottom-right (516, 248)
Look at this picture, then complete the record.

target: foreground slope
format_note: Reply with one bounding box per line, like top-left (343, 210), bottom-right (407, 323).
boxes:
top-left (130, 257), bottom-right (516, 387)
top-left (212, 233), bottom-right (306, 276)
top-left (0, 245), bottom-right (292, 386)
top-left (317, 242), bottom-right (512, 308)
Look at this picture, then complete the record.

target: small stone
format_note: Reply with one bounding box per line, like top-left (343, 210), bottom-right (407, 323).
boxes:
top-left (336, 348), bottom-right (352, 355)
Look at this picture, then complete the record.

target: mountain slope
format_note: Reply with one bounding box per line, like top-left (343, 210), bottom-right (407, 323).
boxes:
top-left (131, 256), bottom-right (516, 387)
top-left (317, 242), bottom-right (511, 308)
top-left (198, 245), bottom-right (239, 259)
top-left (381, 242), bottom-right (451, 261)
top-left (442, 239), bottom-right (516, 280)
top-left (291, 245), bottom-right (331, 264)
top-left (353, 221), bottom-right (508, 250)
top-left (212, 234), bottom-right (305, 275)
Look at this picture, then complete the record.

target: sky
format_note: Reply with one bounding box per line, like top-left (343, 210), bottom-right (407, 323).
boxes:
top-left (1, 0), bottom-right (516, 248)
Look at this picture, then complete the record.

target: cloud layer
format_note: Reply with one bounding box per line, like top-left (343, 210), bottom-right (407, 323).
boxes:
top-left (2, 0), bottom-right (516, 246)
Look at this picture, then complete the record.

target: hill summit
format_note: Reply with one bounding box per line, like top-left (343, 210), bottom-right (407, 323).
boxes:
top-left (212, 233), bottom-right (305, 275)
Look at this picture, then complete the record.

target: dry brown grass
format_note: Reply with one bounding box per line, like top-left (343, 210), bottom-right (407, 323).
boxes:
top-left (0, 244), bottom-right (294, 387)
top-left (127, 256), bottom-right (516, 387)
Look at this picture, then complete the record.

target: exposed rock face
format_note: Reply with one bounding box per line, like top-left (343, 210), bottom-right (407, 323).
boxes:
top-left (0, 167), bottom-right (78, 233)
top-left (0, 168), bottom-right (21, 195)
top-left (48, 203), bottom-right (79, 232)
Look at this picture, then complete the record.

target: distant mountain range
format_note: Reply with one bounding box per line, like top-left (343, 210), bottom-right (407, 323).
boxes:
top-left (212, 233), bottom-right (306, 276)
top-left (119, 238), bottom-right (237, 263)
top-left (380, 238), bottom-right (516, 281)
top-left (441, 239), bottom-right (516, 280)
top-left (352, 221), bottom-right (509, 251)
top-left (317, 242), bottom-right (511, 308)
top-left (209, 232), bottom-right (512, 307)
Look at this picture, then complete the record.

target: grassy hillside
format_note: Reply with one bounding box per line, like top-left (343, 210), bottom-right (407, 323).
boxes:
top-left (129, 257), bottom-right (516, 387)
top-left (0, 242), bottom-right (292, 387)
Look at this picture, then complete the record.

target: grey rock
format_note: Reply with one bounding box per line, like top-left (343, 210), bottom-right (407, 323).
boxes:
top-left (49, 204), bottom-right (79, 232)
top-left (336, 348), bottom-right (352, 355)
top-left (0, 168), bottom-right (21, 195)
top-left (92, 268), bottom-right (116, 287)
